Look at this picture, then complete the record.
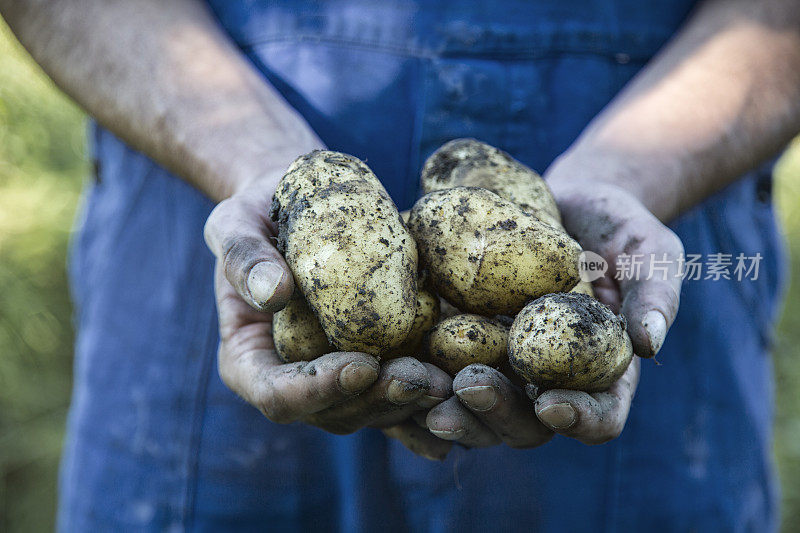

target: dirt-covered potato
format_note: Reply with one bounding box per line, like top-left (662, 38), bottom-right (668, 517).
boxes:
top-left (273, 293), bottom-right (334, 363)
top-left (421, 138), bottom-right (562, 227)
top-left (408, 186), bottom-right (581, 316)
top-left (271, 150), bottom-right (418, 355)
top-left (391, 288), bottom-right (441, 358)
top-left (570, 280), bottom-right (596, 297)
top-left (423, 314), bottom-right (509, 376)
top-left (508, 293), bottom-right (633, 393)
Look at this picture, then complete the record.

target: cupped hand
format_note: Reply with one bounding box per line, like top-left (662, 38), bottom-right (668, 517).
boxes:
top-left (428, 178), bottom-right (682, 447)
top-left (204, 173), bottom-right (452, 460)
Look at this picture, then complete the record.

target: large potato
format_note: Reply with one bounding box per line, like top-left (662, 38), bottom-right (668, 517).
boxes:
top-left (274, 287), bottom-right (438, 362)
top-left (423, 314), bottom-right (509, 376)
top-left (408, 187), bottom-right (581, 316)
top-left (273, 293), bottom-right (333, 363)
top-left (421, 138), bottom-right (562, 227)
top-left (508, 293), bottom-right (633, 392)
top-left (271, 150), bottom-right (418, 355)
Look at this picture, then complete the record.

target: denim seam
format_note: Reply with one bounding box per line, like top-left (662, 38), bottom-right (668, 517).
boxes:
top-left (178, 283), bottom-right (219, 529)
top-left (706, 187), bottom-right (773, 349)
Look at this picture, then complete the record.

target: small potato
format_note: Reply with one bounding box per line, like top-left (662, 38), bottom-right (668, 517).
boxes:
top-left (271, 150), bottom-right (418, 355)
top-left (508, 293), bottom-right (633, 393)
top-left (424, 314), bottom-right (509, 376)
top-left (390, 288), bottom-right (441, 358)
top-left (273, 293), bottom-right (334, 363)
top-left (421, 138), bottom-right (562, 227)
top-left (408, 187), bottom-right (581, 316)
top-left (570, 280), bottom-right (596, 297)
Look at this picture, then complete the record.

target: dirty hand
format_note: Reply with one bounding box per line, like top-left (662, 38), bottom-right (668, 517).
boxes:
top-left (204, 172), bottom-right (452, 460)
top-left (427, 179), bottom-right (682, 446)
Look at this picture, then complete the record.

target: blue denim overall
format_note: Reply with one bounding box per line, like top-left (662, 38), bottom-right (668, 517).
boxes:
top-left (58, 1), bottom-right (786, 531)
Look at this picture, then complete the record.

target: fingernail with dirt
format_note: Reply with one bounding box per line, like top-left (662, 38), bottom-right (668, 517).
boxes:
top-left (538, 403), bottom-right (576, 429)
top-left (338, 361), bottom-right (379, 393)
top-left (430, 428), bottom-right (465, 441)
top-left (387, 379), bottom-right (424, 404)
top-left (642, 310), bottom-right (667, 355)
top-left (247, 262), bottom-right (284, 309)
top-left (456, 386), bottom-right (497, 412)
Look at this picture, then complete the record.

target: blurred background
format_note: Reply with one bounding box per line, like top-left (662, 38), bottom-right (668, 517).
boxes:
top-left (1, 17), bottom-right (800, 533)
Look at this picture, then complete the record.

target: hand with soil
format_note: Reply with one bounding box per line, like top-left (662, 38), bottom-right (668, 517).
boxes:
top-left (204, 171), bottom-right (452, 460)
top-left (429, 180), bottom-right (682, 446)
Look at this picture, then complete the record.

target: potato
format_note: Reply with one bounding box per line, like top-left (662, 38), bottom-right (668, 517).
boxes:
top-left (271, 150), bottom-right (418, 355)
top-left (274, 286), bottom-right (438, 362)
top-left (571, 280), bottom-right (596, 297)
top-left (423, 314), bottom-right (509, 376)
top-left (390, 288), bottom-right (441, 358)
top-left (408, 186), bottom-right (581, 316)
top-left (508, 293), bottom-right (633, 393)
top-left (273, 292), bottom-right (334, 363)
top-left (421, 138), bottom-right (562, 227)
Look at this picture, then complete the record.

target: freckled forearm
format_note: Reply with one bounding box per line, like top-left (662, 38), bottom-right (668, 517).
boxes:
top-left (0, 0), bottom-right (321, 201)
top-left (546, 0), bottom-right (800, 222)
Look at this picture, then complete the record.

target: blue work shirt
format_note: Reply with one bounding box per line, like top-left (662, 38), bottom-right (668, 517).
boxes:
top-left (58, 1), bottom-right (786, 531)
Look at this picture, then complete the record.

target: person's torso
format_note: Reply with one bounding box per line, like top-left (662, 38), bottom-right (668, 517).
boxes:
top-left (205, 0), bottom-right (698, 208)
top-left (60, 2), bottom-right (786, 531)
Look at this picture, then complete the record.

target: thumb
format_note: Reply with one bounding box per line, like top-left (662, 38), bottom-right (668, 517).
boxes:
top-left (616, 226), bottom-right (684, 358)
top-left (205, 193), bottom-right (293, 312)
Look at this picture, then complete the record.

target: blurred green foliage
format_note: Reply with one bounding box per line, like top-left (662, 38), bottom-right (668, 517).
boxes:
top-left (1, 13), bottom-right (800, 533)
top-left (774, 143), bottom-right (800, 530)
top-left (0, 19), bottom-right (87, 532)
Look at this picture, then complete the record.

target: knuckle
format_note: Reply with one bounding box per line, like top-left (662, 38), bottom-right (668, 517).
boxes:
top-left (222, 235), bottom-right (261, 268)
top-left (669, 234), bottom-right (685, 257)
top-left (221, 237), bottom-right (266, 289)
top-left (661, 226), bottom-right (683, 251)
top-left (204, 199), bottom-right (237, 251)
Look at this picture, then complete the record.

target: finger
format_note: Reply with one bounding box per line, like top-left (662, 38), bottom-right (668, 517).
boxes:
top-left (383, 421), bottom-right (453, 461)
top-left (592, 275), bottom-right (621, 314)
top-left (215, 265), bottom-right (379, 423)
top-left (426, 397), bottom-right (501, 448)
top-left (205, 193), bottom-right (293, 313)
top-left (534, 357), bottom-right (640, 445)
top-left (220, 347), bottom-right (380, 424)
top-left (371, 362), bottom-right (452, 429)
top-left (553, 183), bottom-right (683, 358)
top-left (614, 225), bottom-right (684, 358)
top-left (416, 363), bottom-right (453, 409)
top-left (453, 365), bottom-right (553, 448)
top-left (306, 357), bottom-right (431, 434)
